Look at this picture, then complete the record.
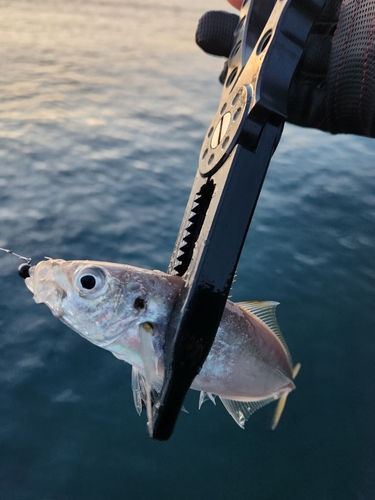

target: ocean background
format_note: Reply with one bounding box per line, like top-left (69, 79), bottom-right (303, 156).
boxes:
top-left (1, 1), bottom-right (375, 499)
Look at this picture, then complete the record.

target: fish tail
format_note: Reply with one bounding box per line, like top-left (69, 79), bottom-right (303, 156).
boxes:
top-left (271, 362), bottom-right (301, 430)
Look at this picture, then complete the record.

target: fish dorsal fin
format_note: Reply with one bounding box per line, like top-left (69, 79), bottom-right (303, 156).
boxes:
top-left (198, 391), bottom-right (217, 409)
top-left (220, 396), bottom-right (278, 429)
top-left (236, 301), bottom-right (292, 368)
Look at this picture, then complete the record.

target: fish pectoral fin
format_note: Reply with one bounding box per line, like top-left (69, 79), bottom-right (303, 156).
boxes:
top-left (139, 322), bottom-right (158, 378)
top-left (198, 391), bottom-right (217, 409)
top-left (271, 362), bottom-right (301, 430)
top-left (220, 395), bottom-right (278, 429)
top-left (138, 321), bottom-right (159, 435)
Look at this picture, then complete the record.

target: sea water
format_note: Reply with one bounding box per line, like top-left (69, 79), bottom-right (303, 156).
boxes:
top-left (1, 1), bottom-right (375, 499)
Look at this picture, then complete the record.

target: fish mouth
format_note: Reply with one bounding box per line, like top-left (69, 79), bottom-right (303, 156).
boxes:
top-left (25, 276), bottom-right (34, 294)
top-left (25, 261), bottom-right (67, 316)
top-left (25, 263), bottom-right (37, 293)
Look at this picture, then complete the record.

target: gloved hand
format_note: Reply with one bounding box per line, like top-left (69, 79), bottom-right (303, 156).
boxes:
top-left (196, 0), bottom-right (375, 137)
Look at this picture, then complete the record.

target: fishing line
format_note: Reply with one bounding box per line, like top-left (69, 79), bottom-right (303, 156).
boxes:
top-left (0, 247), bottom-right (32, 278)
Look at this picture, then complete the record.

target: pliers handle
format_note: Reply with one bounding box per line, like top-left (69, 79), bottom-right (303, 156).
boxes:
top-left (151, 0), bottom-right (325, 440)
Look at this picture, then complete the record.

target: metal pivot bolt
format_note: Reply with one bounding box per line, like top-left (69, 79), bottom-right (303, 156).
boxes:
top-left (200, 86), bottom-right (250, 177)
top-left (211, 112), bottom-right (232, 149)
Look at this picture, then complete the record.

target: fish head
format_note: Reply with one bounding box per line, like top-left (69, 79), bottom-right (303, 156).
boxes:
top-left (25, 259), bottom-right (182, 349)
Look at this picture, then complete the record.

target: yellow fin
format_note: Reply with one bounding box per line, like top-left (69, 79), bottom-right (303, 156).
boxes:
top-left (292, 362), bottom-right (301, 378)
top-left (271, 363), bottom-right (301, 430)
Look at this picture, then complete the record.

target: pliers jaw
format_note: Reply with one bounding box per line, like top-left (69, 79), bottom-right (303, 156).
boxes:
top-left (150, 0), bottom-right (326, 441)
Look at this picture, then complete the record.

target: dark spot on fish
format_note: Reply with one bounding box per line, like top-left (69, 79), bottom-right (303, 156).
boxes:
top-left (80, 275), bottom-right (96, 290)
top-left (134, 297), bottom-right (145, 310)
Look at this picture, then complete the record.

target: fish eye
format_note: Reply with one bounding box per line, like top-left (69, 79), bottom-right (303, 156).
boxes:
top-left (75, 266), bottom-right (107, 296)
top-left (80, 275), bottom-right (96, 290)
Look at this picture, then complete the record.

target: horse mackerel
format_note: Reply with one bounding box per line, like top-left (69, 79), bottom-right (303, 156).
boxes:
top-left (25, 258), bottom-right (299, 428)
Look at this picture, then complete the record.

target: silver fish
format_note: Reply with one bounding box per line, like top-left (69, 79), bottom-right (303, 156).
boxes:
top-left (25, 258), bottom-right (299, 429)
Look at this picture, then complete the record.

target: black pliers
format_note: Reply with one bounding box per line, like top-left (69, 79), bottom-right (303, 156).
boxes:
top-left (151, 0), bottom-right (325, 440)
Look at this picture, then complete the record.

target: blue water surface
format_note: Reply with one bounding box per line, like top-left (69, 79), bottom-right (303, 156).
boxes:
top-left (1, 1), bottom-right (375, 499)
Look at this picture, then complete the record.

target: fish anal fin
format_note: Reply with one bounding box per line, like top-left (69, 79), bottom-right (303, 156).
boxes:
top-left (271, 362), bottom-right (301, 430)
top-left (198, 391), bottom-right (217, 410)
top-left (220, 395), bottom-right (278, 429)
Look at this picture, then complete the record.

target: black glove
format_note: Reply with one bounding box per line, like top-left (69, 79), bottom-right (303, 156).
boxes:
top-left (196, 0), bottom-right (375, 137)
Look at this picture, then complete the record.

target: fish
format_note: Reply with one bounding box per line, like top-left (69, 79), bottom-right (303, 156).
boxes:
top-left (24, 258), bottom-right (300, 429)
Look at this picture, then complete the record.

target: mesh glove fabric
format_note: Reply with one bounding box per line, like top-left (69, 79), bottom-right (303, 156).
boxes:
top-left (196, 0), bottom-right (375, 137)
